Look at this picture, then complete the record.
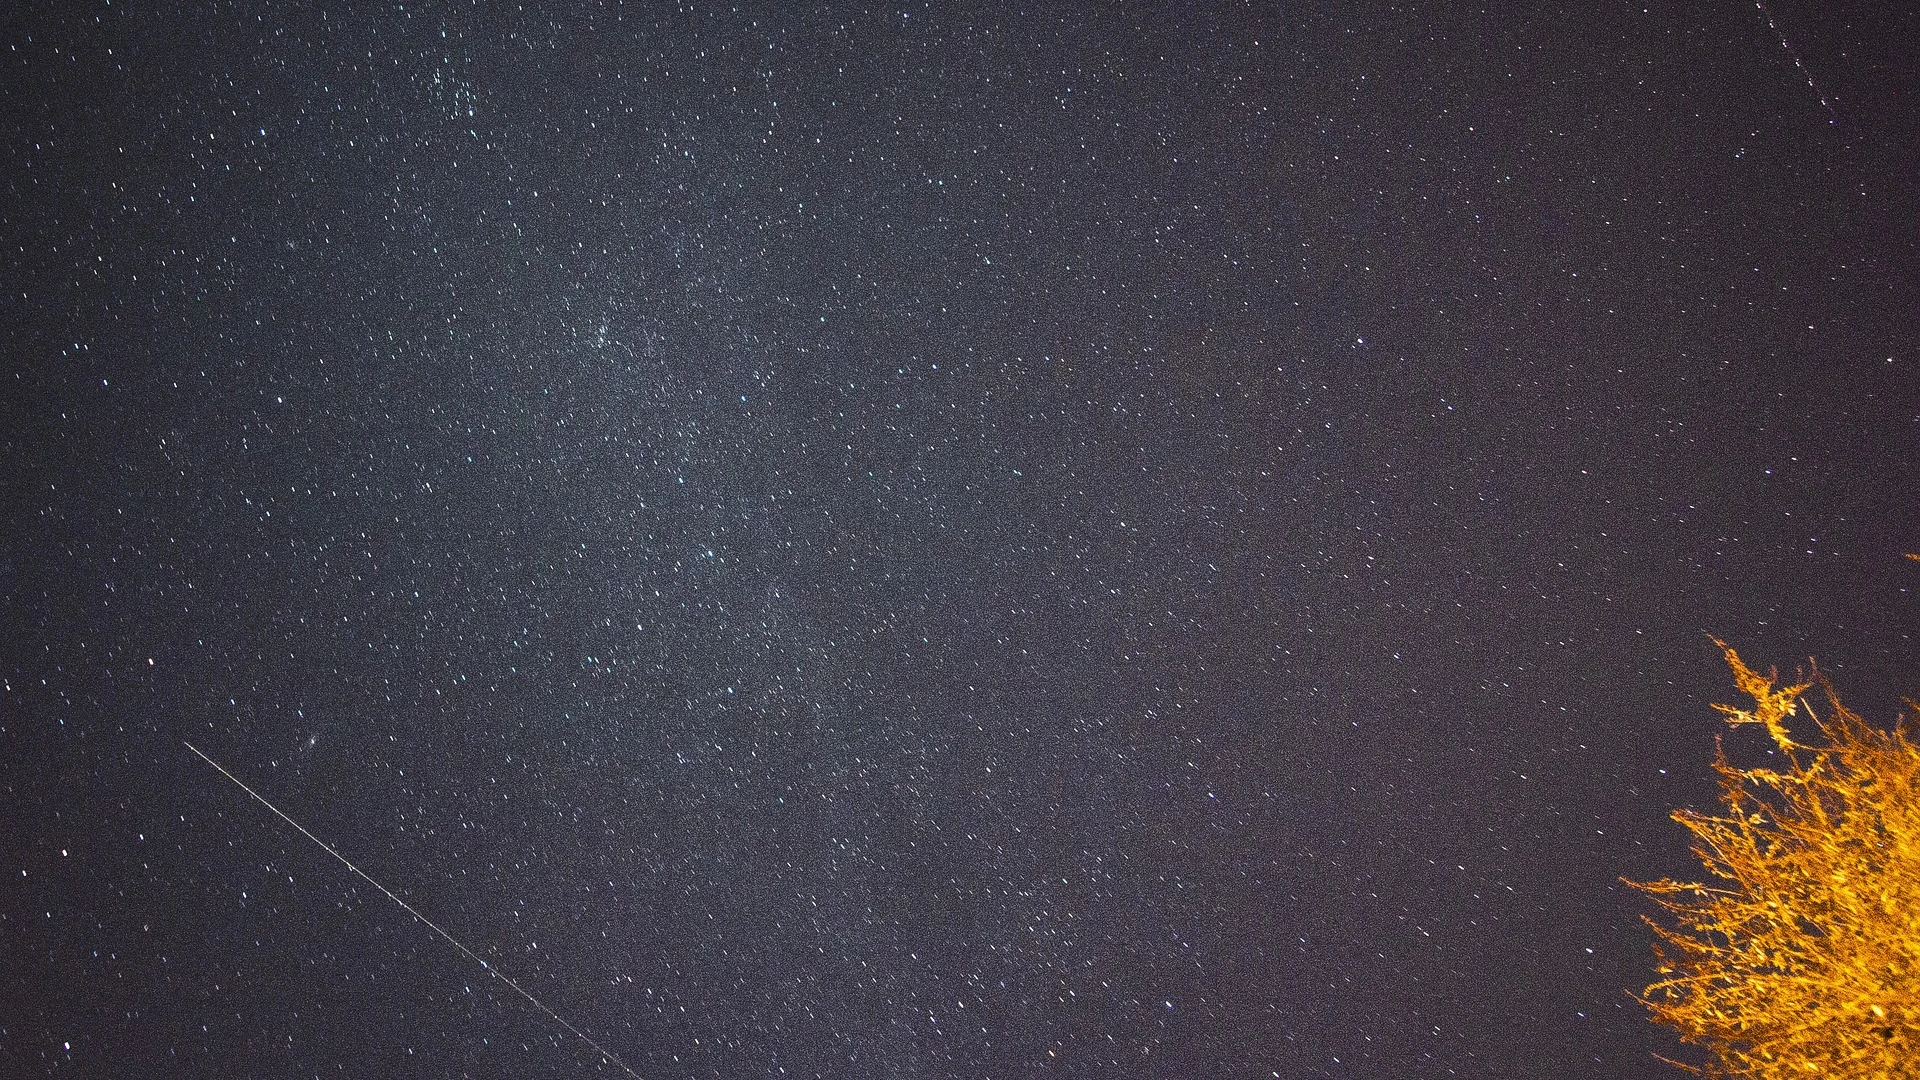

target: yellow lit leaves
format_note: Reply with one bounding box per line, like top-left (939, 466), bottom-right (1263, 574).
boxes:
top-left (1624, 644), bottom-right (1920, 1078)
top-left (1707, 637), bottom-right (1812, 754)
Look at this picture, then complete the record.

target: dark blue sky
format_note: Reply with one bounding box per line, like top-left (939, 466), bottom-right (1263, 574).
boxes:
top-left (5, 3), bottom-right (1919, 1077)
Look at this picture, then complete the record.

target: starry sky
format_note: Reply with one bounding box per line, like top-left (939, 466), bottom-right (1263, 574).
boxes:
top-left (6, 3), bottom-right (1920, 1078)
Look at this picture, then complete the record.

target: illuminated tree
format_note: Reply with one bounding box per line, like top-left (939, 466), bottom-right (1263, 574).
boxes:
top-left (1626, 640), bottom-right (1920, 1076)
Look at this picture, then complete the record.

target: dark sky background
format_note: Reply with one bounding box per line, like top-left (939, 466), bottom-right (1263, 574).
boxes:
top-left (5, 2), bottom-right (1919, 1078)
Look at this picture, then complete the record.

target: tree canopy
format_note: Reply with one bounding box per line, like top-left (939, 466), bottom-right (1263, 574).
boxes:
top-left (1628, 641), bottom-right (1919, 1077)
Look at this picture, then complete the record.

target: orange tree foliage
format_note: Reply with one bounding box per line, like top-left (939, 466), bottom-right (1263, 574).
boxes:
top-left (1626, 641), bottom-right (1920, 1077)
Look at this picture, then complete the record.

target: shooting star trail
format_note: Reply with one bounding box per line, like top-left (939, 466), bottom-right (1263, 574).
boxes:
top-left (184, 740), bottom-right (644, 1079)
top-left (1754, 0), bottom-right (1837, 124)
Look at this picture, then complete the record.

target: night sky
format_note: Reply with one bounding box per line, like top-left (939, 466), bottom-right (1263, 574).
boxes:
top-left (6, 3), bottom-right (1920, 1078)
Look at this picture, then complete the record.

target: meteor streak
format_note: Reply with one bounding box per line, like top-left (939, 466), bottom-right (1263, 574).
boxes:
top-left (184, 740), bottom-right (643, 1079)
